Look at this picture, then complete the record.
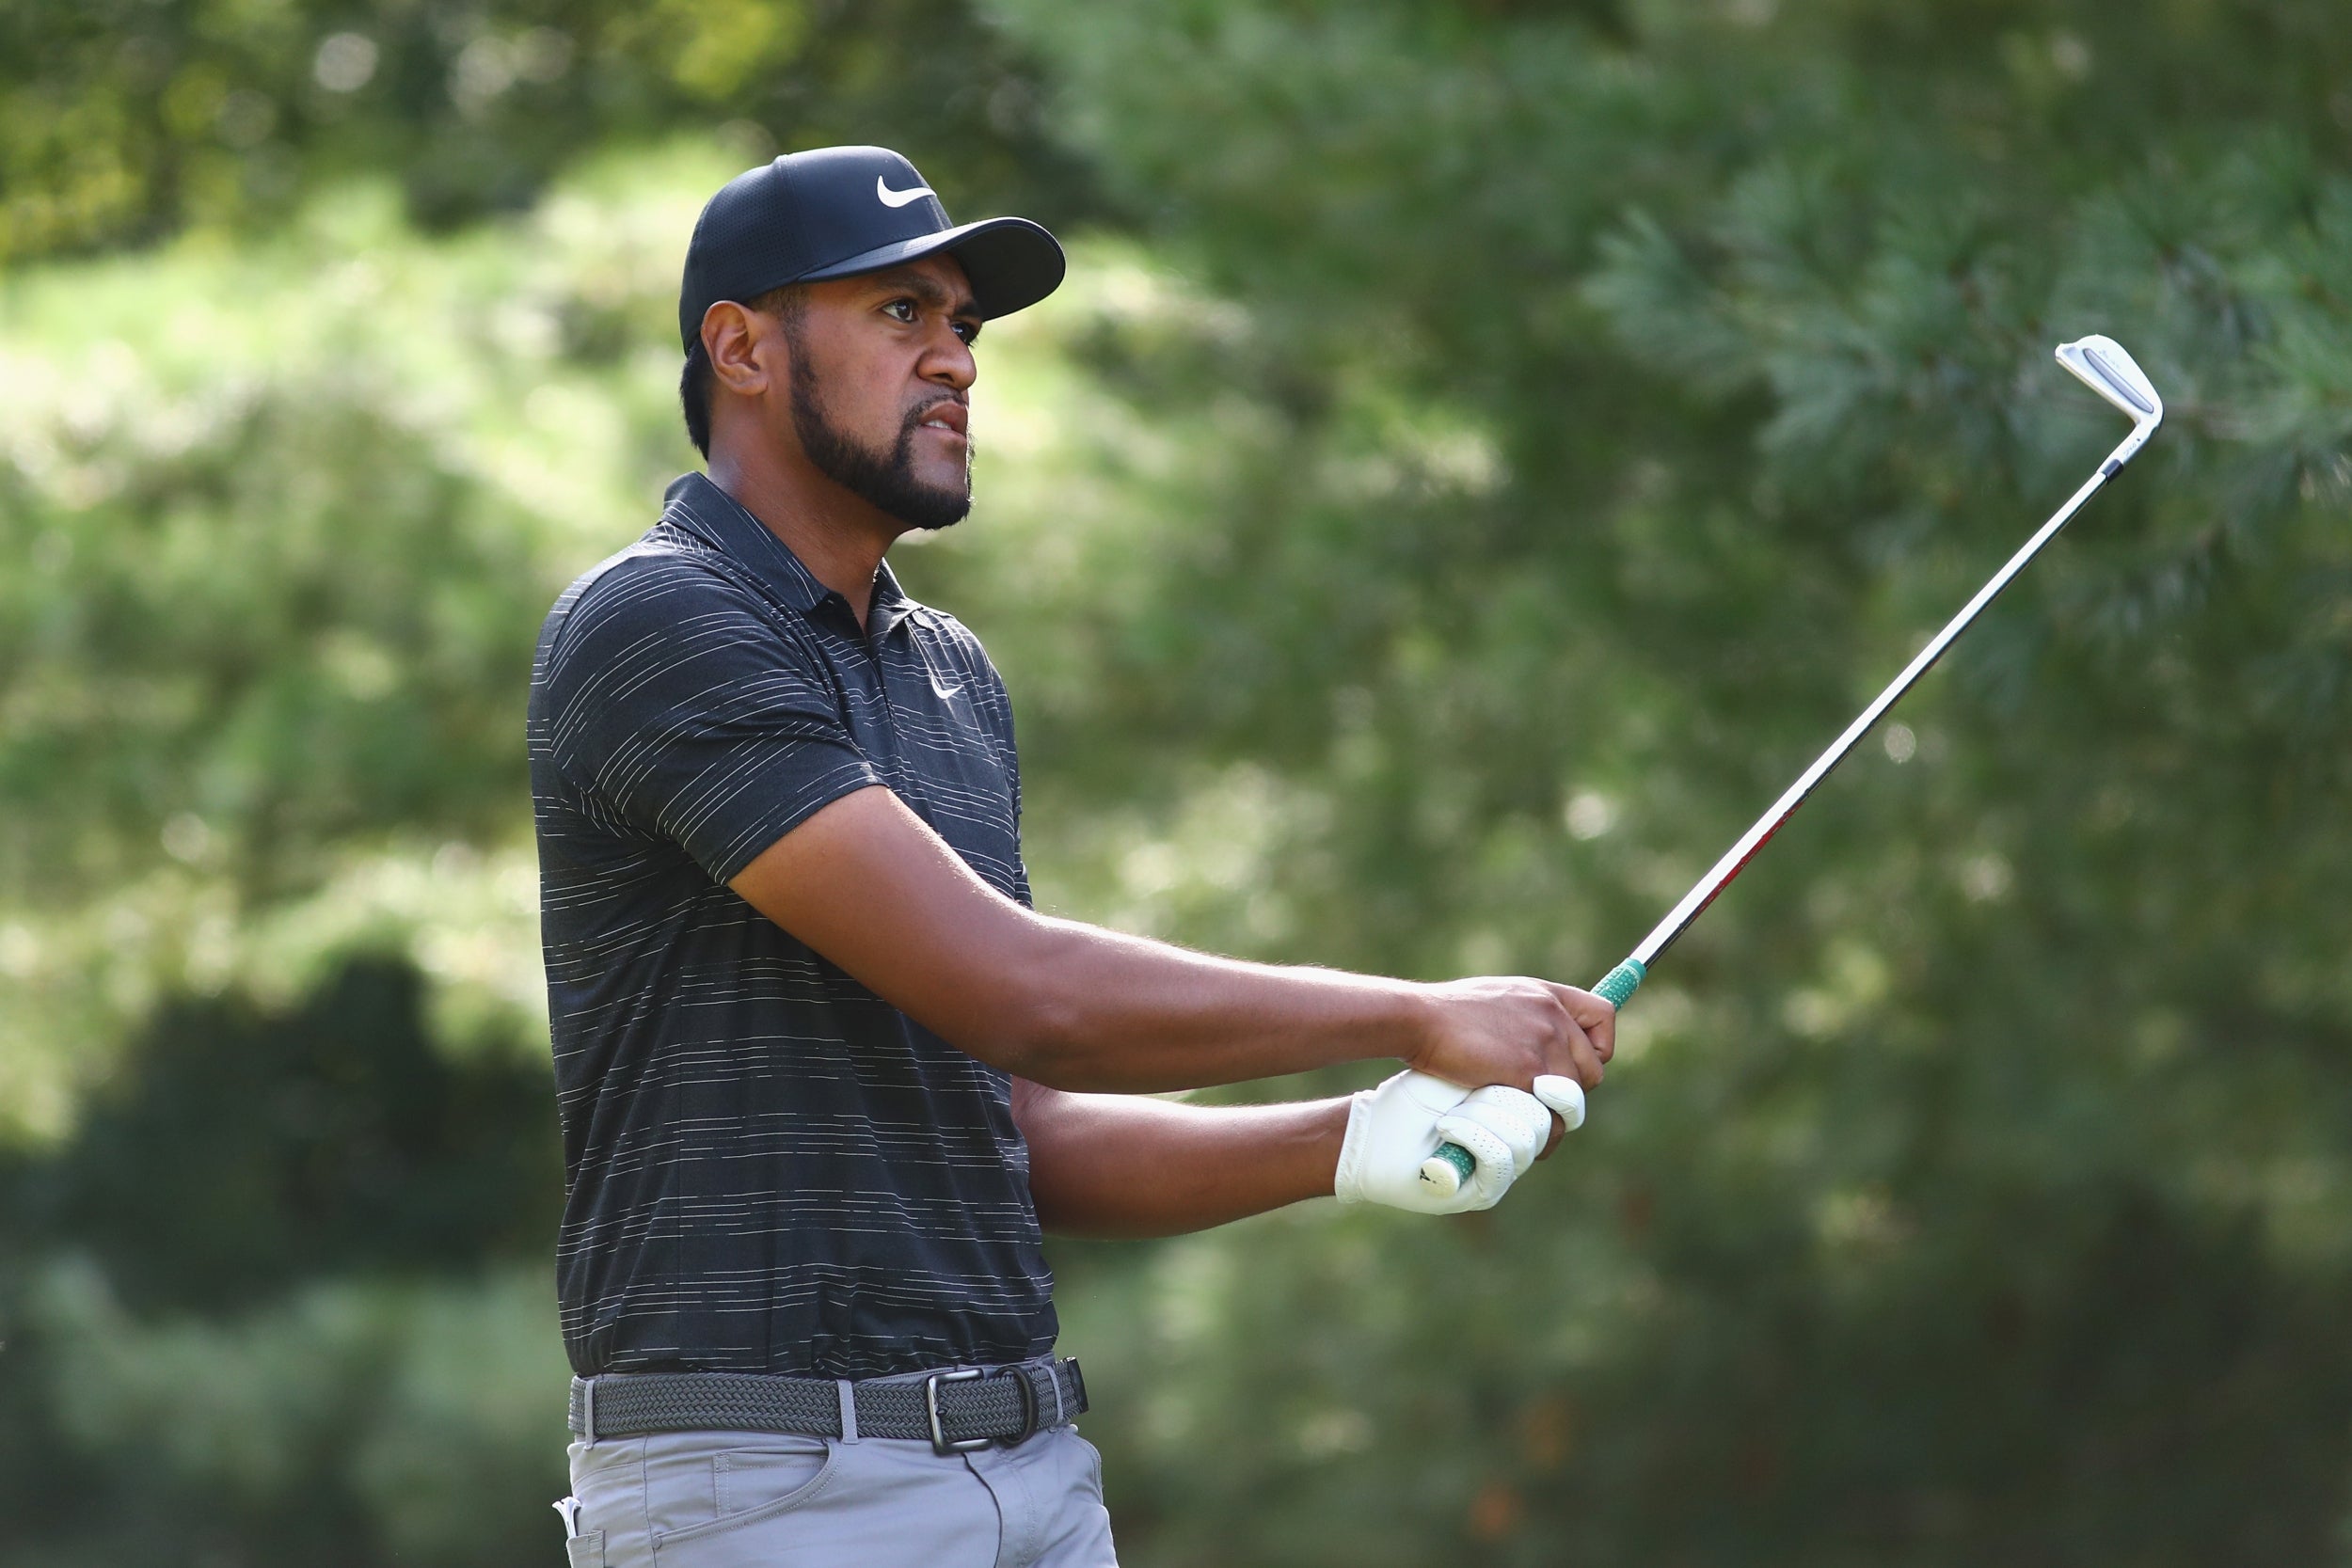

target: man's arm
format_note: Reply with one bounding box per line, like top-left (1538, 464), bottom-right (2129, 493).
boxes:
top-left (1012, 1078), bottom-right (1574, 1238)
top-left (1011, 1080), bottom-right (1351, 1238)
top-left (727, 785), bottom-right (1614, 1096)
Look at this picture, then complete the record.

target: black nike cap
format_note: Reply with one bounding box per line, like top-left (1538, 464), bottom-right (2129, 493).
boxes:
top-left (677, 145), bottom-right (1066, 352)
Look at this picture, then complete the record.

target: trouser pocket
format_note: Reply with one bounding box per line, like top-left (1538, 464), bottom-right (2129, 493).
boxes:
top-left (649, 1437), bottom-right (838, 1557)
top-left (565, 1529), bottom-right (608, 1567)
top-left (714, 1442), bottom-right (835, 1519)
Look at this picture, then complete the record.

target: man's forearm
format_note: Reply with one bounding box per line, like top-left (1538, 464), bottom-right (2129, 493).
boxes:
top-left (729, 786), bottom-right (1435, 1092)
top-left (728, 786), bottom-right (1610, 1098)
top-left (1014, 1081), bottom-right (1349, 1239)
top-left (1007, 918), bottom-right (1433, 1093)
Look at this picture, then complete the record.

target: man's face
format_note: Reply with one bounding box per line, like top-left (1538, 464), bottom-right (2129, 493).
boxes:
top-left (779, 255), bottom-right (982, 531)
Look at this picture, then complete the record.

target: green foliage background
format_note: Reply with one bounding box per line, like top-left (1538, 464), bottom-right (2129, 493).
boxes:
top-left (4, 1), bottom-right (2350, 1562)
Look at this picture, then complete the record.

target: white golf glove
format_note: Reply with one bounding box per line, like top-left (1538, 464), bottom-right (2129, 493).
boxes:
top-left (1333, 1070), bottom-right (1555, 1214)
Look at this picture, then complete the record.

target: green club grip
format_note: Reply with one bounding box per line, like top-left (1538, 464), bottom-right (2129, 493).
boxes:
top-left (1416, 957), bottom-right (1647, 1196)
top-left (1593, 957), bottom-right (1647, 1008)
top-left (1427, 1140), bottom-right (1477, 1187)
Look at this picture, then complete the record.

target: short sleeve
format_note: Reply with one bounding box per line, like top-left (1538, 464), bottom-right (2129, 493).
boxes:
top-left (538, 558), bottom-right (881, 883)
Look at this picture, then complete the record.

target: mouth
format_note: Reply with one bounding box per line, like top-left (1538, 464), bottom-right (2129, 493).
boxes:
top-left (914, 400), bottom-right (969, 440)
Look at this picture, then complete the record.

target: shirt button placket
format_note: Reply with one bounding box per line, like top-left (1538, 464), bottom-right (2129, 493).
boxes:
top-left (863, 623), bottom-right (926, 815)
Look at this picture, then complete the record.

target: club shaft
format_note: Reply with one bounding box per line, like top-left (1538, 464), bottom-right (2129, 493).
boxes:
top-left (1421, 397), bottom-right (2157, 1196)
top-left (1628, 425), bottom-right (2153, 970)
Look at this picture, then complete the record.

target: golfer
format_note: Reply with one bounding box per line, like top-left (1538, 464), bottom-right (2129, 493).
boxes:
top-left (532, 146), bottom-right (1614, 1568)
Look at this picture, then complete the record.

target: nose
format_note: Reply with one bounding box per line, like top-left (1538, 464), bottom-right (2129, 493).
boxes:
top-left (922, 325), bottom-right (977, 393)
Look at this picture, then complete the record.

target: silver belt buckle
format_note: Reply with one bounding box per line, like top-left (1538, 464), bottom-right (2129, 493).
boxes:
top-left (924, 1368), bottom-right (989, 1455)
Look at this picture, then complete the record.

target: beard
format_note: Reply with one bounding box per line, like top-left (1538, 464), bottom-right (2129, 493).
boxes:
top-left (788, 347), bottom-right (972, 531)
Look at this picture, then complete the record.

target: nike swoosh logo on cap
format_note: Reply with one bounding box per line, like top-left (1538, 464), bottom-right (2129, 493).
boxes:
top-left (876, 176), bottom-right (935, 209)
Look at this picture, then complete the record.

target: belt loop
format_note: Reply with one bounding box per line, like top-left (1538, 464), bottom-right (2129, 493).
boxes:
top-left (836, 1379), bottom-right (860, 1444)
top-left (580, 1376), bottom-right (598, 1447)
top-left (1048, 1362), bottom-right (1065, 1426)
top-left (1003, 1363), bottom-right (1041, 1447)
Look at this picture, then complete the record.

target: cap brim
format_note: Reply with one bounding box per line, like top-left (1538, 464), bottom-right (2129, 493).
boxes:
top-left (798, 216), bottom-right (1066, 320)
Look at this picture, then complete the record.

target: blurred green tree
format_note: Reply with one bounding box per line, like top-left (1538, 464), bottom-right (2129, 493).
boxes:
top-left (0, 958), bottom-right (566, 1565)
top-left (8, 958), bottom-right (560, 1314)
top-left (0, 0), bottom-right (1100, 261)
top-left (4, 0), bottom-right (2352, 1563)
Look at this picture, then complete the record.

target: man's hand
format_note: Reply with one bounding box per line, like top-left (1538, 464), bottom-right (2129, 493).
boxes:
top-left (1409, 977), bottom-right (1616, 1100)
top-left (1333, 1070), bottom-right (1554, 1214)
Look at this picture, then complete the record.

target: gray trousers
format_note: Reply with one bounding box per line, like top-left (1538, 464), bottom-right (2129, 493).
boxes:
top-left (559, 1421), bottom-right (1119, 1567)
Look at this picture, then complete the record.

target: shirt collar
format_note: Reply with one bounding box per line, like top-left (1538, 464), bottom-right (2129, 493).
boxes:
top-left (866, 557), bottom-right (913, 639)
top-left (662, 472), bottom-right (914, 635)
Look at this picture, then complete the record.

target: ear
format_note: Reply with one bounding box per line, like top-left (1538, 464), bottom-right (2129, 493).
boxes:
top-left (702, 301), bottom-right (781, 397)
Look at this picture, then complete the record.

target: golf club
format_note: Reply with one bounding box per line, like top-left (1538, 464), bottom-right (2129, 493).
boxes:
top-left (1421, 335), bottom-right (2166, 1195)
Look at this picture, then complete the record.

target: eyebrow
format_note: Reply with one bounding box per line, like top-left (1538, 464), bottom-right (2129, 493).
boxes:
top-left (866, 265), bottom-right (980, 318)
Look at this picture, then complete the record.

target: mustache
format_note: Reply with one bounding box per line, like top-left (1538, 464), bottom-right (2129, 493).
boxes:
top-left (901, 396), bottom-right (968, 438)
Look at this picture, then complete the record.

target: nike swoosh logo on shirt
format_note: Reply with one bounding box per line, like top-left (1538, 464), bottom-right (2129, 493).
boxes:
top-left (877, 177), bottom-right (935, 208)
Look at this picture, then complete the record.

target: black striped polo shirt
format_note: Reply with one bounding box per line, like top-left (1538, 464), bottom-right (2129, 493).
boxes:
top-left (529, 472), bottom-right (1055, 1379)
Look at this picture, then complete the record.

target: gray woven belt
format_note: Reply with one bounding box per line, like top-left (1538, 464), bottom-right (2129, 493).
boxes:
top-left (568, 1358), bottom-right (1087, 1456)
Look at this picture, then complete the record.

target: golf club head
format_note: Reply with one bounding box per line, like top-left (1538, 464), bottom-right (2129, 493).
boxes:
top-left (2056, 335), bottom-right (2163, 427)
